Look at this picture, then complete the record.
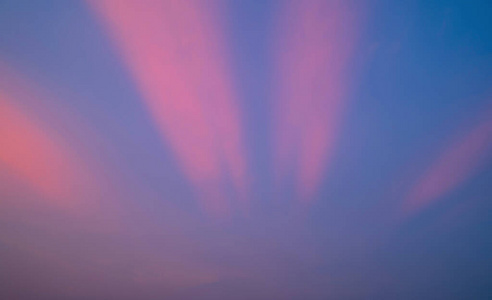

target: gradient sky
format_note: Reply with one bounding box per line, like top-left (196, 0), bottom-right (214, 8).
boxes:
top-left (0, 0), bottom-right (491, 299)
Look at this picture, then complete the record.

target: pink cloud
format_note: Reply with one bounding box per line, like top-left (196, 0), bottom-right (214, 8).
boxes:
top-left (89, 0), bottom-right (249, 217)
top-left (0, 98), bottom-right (78, 208)
top-left (402, 108), bottom-right (492, 216)
top-left (0, 62), bottom-right (132, 235)
top-left (272, 0), bottom-right (361, 202)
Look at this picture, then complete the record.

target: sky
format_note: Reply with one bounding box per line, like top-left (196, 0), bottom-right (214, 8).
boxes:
top-left (0, 0), bottom-right (491, 299)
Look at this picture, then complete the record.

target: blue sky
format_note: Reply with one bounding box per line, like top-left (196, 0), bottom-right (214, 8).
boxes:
top-left (0, 0), bottom-right (491, 299)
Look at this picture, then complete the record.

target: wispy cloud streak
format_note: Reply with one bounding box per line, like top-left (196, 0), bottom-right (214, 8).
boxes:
top-left (0, 63), bottom-right (131, 235)
top-left (273, 0), bottom-right (361, 202)
top-left (89, 0), bottom-right (248, 216)
top-left (0, 98), bottom-right (78, 208)
top-left (0, 71), bottom-right (100, 213)
top-left (402, 107), bottom-right (492, 216)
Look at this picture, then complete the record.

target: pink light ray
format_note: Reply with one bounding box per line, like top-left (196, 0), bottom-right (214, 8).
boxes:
top-left (402, 108), bottom-right (492, 216)
top-left (273, 0), bottom-right (361, 202)
top-left (89, 0), bottom-right (249, 217)
top-left (0, 63), bottom-right (128, 233)
top-left (0, 97), bottom-right (79, 209)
